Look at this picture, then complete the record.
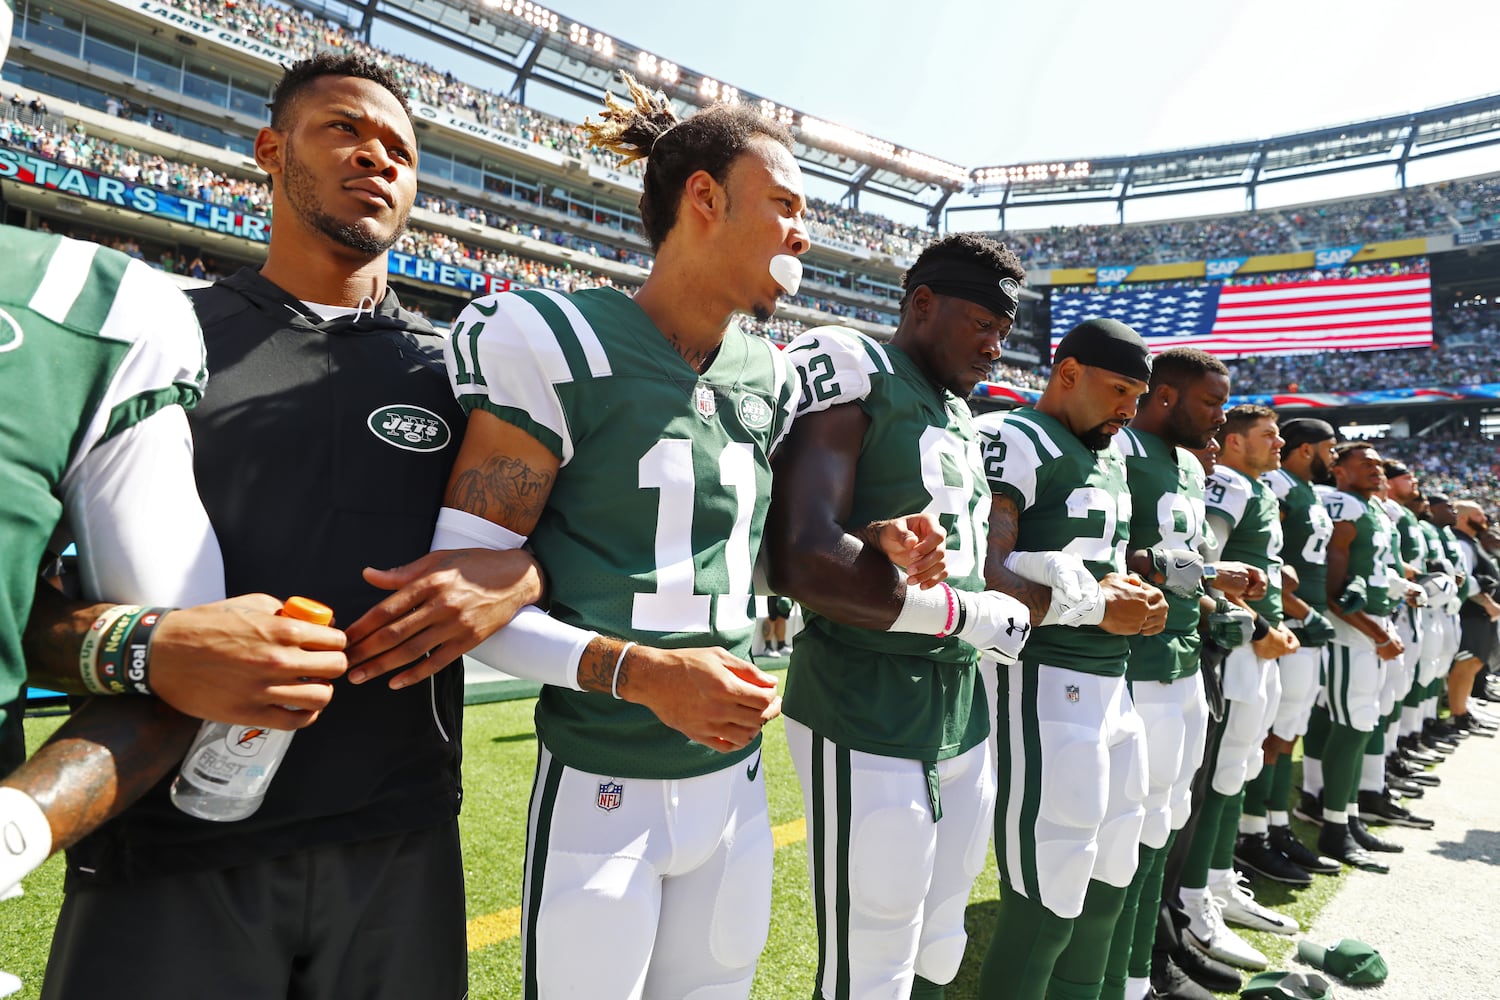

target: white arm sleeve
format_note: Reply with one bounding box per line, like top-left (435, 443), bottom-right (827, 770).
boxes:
top-left (429, 507), bottom-right (593, 691)
top-left (59, 405), bottom-right (225, 606)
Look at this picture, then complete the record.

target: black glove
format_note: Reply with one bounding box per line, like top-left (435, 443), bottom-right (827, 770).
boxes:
top-left (1334, 576), bottom-right (1368, 614)
top-left (1288, 608), bottom-right (1337, 648)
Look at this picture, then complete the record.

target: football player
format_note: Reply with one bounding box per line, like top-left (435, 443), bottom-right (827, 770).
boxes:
top-left (411, 75), bottom-right (938, 998)
top-left (1301, 443), bottom-right (1407, 871)
top-left (974, 318), bottom-right (1168, 1000)
top-left (1104, 347), bottom-right (1235, 1000)
top-left (766, 234), bottom-right (1032, 999)
top-left (1176, 405), bottom-right (1301, 970)
top-left (1236, 419), bottom-right (1342, 885)
top-left (0, 3), bottom-right (346, 993)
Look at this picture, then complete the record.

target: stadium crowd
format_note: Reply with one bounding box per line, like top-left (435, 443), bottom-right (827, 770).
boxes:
top-left (1366, 430), bottom-right (1500, 512)
top-left (1, 97), bottom-right (913, 331)
top-left (1005, 175), bottom-right (1500, 269)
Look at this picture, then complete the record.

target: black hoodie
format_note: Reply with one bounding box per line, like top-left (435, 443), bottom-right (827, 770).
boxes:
top-left (67, 267), bottom-right (467, 883)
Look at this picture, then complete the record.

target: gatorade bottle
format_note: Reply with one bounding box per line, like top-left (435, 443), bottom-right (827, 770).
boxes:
top-left (169, 596), bottom-right (334, 822)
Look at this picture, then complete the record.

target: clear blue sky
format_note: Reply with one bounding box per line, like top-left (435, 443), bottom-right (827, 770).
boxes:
top-left (378, 0), bottom-right (1500, 227)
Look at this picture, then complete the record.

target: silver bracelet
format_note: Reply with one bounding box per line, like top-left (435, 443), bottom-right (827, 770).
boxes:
top-left (611, 642), bottom-right (636, 700)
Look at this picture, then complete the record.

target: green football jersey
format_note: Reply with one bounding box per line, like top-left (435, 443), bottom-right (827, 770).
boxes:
top-left (976, 406), bottom-right (1132, 678)
top-left (1262, 468), bottom-right (1334, 612)
top-left (1389, 502), bottom-right (1426, 568)
top-left (1319, 487), bottom-right (1400, 617)
top-left (1418, 520), bottom-right (1447, 574)
top-left (1116, 427), bottom-right (1205, 682)
top-left (1439, 525), bottom-right (1475, 600)
top-left (0, 229), bottom-right (205, 727)
top-left (779, 328), bottom-right (990, 761)
top-left (448, 286), bottom-right (798, 779)
top-left (1206, 466), bottom-right (1284, 625)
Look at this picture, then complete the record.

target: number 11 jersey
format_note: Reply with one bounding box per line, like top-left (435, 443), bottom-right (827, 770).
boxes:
top-left (447, 286), bottom-right (798, 779)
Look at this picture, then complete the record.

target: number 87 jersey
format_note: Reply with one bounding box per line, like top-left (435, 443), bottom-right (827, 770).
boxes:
top-left (974, 406), bottom-right (1134, 677)
top-left (447, 286), bottom-right (798, 778)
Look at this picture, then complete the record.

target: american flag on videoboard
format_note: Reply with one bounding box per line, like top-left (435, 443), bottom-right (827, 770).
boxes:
top-left (1049, 273), bottom-right (1434, 360)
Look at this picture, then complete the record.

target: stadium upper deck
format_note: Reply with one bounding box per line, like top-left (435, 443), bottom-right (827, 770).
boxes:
top-left (5, 0), bottom-right (1500, 402)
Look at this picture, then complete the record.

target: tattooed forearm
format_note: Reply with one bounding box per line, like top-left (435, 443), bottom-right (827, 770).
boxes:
top-left (22, 583), bottom-right (109, 695)
top-left (7, 698), bottom-right (197, 851)
top-left (577, 636), bottom-right (630, 696)
top-left (445, 454), bottom-right (555, 535)
top-left (984, 495), bottom-right (1054, 626)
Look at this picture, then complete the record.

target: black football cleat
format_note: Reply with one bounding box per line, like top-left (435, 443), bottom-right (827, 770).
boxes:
top-left (1269, 824), bottom-right (1341, 876)
top-left (1349, 816), bottom-right (1406, 852)
top-left (1234, 832), bottom-right (1313, 885)
top-left (1317, 824), bottom-right (1390, 874)
top-left (1292, 790), bottom-right (1324, 826)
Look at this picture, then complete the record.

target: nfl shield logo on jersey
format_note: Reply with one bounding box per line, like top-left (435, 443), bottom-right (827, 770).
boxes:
top-left (694, 385), bottom-right (718, 420)
top-left (1065, 685), bottom-right (1080, 704)
top-left (596, 780), bottom-right (624, 812)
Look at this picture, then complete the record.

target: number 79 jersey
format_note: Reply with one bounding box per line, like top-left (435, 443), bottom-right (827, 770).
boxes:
top-left (975, 406), bottom-right (1133, 677)
top-left (447, 286), bottom-right (799, 779)
top-left (780, 328), bottom-right (991, 761)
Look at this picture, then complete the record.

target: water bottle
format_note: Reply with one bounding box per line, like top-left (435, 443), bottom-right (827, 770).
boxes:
top-left (170, 596), bottom-right (334, 821)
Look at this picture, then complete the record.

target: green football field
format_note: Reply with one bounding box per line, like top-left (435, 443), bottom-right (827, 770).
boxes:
top-left (1, 673), bottom-right (1343, 999)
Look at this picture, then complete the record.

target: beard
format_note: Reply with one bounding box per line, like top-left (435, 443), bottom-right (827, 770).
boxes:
top-left (1079, 421), bottom-right (1116, 452)
top-left (1163, 406), bottom-right (1218, 450)
top-left (281, 143), bottom-right (406, 257)
top-left (1309, 454), bottom-right (1333, 485)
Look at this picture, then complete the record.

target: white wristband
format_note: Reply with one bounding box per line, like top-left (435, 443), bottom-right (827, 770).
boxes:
top-left (431, 506), bottom-right (528, 552)
top-left (888, 584), bottom-right (953, 636)
top-left (464, 605), bottom-right (597, 691)
top-left (0, 788), bottom-right (52, 897)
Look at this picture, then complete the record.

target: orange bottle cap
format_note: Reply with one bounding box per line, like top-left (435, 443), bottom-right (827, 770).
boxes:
top-left (279, 596), bottom-right (334, 625)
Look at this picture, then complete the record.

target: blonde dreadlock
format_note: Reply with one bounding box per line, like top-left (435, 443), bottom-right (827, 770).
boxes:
top-left (578, 72), bottom-right (680, 165)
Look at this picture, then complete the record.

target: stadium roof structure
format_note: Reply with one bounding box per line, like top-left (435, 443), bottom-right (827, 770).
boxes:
top-left (294, 0), bottom-right (969, 217)
top-left (960, 92), bottom-right (1500, 226)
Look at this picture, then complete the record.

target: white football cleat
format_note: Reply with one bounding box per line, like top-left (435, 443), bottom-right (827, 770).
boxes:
top-left (1212, 870), bottom-right (1300, 935)
top-left (1180, 887), bottom-right (1268, 970)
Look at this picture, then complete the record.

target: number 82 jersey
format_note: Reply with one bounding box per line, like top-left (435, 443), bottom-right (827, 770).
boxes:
top-left (781, 327), bottom-right (991, 761)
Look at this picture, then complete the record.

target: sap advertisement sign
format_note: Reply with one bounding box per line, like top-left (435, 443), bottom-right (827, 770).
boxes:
top-left (1096, 265), bottom-right (1134, 285)
top-left (1314, 244), bottom-right (1362, 269)
top-left (1205, 257), bottom-right (1247, 279)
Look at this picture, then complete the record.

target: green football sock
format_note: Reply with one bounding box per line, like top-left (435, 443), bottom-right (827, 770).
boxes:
top-left (978, 889), bottom-right (1075, 1000)
top-left (1303, 702), bottom-right (1331, 761)
top-left (1269, 752), bottom-right (1294, 815)
top-left (1241, 765), bottom-right (1272, 818)
top-left (1210, 788), bottom-right (1246, 871)
top-left (1101, 836), bottom-right (1174, 998)
top-left (1048, 879), bottom-right (1128, 1000)
top-left (1321, 721), bottom-right (1369, 812)
top-left (1129, 833), bottom-right (1174, 978)
top-left (1180, 789), bottom-right (1232, 890)
top-left (909, 974), bottom-right (944, 999)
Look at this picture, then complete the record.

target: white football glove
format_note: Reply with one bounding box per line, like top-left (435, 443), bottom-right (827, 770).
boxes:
top-left (1380, 574), bottom-right (1412, 602)
top-left (952, 589), bottom-right (1034, 664)
top-left (1004, 550), bottom-right (1105, 626)
top-left (1419, 572), bottom-right (1462, 614)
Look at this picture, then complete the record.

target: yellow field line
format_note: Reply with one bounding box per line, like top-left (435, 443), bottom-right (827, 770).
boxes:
top-left (466, 816), bottom-right (808, 951)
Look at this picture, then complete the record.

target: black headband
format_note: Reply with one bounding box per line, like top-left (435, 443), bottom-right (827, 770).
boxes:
top-left (906, 259), bottom-right (1021, 320)
top-left (1279, 418), bottom-right (1338, 452)
top-left (1052, 318), bottom-right (1152, 383)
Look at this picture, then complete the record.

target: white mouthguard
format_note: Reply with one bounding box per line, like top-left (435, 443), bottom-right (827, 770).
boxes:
top-left (769, 254), bottom-right (802, 296)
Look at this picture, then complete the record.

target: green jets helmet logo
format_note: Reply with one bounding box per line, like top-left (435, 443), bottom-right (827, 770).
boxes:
top-left (367, 404), bottom-right (451, 453)
top-left (0, 308), bottom-right (22, 354)
top-left (737, 393), bottom-right (773, 430)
